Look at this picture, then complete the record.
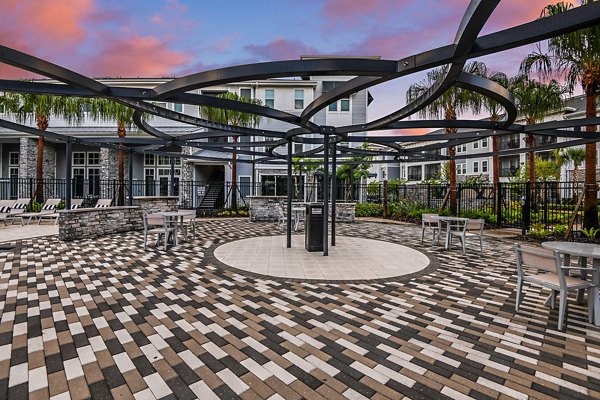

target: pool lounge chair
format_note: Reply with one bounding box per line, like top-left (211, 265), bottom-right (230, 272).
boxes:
top-left (95, 198), bottom-right (113, 208)
top-left (5, 198), bottom-right (30, 225)
top-left (19, 198), bottom-right (62, 225)
top-left (38, 199), bottom-right (84, 225)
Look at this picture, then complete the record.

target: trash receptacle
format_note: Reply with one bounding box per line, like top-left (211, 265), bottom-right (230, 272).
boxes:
top-left (305, 204), bottom-right (324, 252)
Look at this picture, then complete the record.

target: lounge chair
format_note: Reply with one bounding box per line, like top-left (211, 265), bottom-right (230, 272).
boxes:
top-left (5, 198), bottom-right (30, 225)
top-left (95, 199), bottom-right (113, 208)
top-left (38, 199), bottom-right (84, 225)
top-left (0, 200), bottom-right (15, 226)
top-left (19, 198), bottom-right (61, 225)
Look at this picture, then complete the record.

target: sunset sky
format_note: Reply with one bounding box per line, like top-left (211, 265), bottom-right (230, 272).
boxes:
top-left (0, 0), bottom-right (573, 133)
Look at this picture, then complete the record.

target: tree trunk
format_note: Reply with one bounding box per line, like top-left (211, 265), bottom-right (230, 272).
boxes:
top-left (491, 115), bottom-right (500, 214)
top-left (445, 108), bottom-right (458, 214)
top-left (117, 123), bottom-right (126, 206)
top-left (583, 90), bottom-right (598, 229)
top-left (525, 133), bottom-right (536, 207)
top-left (35, 114), bottom-right (49, 203)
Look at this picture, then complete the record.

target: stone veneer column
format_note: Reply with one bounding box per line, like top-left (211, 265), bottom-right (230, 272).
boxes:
top-left (100, 148), bottom-right (129, 180)
top-left (180, 146), bottom-right (194, 207)
top-left (18, 137), bottom-right (57, 197)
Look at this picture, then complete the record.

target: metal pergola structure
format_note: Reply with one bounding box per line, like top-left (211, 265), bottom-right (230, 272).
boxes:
top-left (0, 0), bottom-right (599, 256)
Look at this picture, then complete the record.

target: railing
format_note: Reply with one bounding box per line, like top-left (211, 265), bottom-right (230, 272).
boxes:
top-left (0, 178), bottom-right (591, 233)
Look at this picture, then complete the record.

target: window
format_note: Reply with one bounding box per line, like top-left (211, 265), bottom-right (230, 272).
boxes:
top-left (482, 160), bottom-right (488, 173)
top-left (265, 89), bottom-right (275, 108)
top-left (173, 103), bottom-right (183, 113)
top-left (482, 137), bottom-right (488, 148)
top-left (294, 89), bottom-right (304, 109)
top-left (158, 155), bottom-right (170, 166)
top-left (328, 102), bottom-right (337, 111)
top-left (294, 143), bottom-right (303, 154)
top-left (340, 98), bottom-right (350, 111)
top-left (456, 163), bottom-right (467, 175)
top-left (473, 141), bottom-right (479, 149)
top-left (456, 144), bottom-right (467, 153)
top-left (240, 88), bottom-right (252, 99)
top-left (73, 152), bottom-right (86, 165)
top-left (145, 154), bottom-right (155, 166)
top-left (9, 152), bottom-right (19, 166)
top-left (88, 152), bottom-right (100, 165)
top-left (154, 101), bottom-right (167, 109)
top-left (473, 161), bottom-right (479, 173)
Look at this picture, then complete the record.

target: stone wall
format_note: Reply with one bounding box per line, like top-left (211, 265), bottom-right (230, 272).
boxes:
top-left (100, 148), bottom-right (129, 181)
top-left (132, 196), bottom-right (178, 214)
top-left (59, 196), bottom-right (179, 241)
top-left (58, 207), bottom-right (142, 241)
top-left (18, 137), bottom-right (56, 180)
top-left (249, 196), bottom-right (355, 222)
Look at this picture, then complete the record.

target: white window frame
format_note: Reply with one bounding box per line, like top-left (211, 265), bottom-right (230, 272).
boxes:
top-left (482, 160), bottom-right (488, 173)
top-left (265, 89), bottom-right (275, 108)
top-left (456, 163), bottom-right (467, 175)
top-left (473, 161), bottom-right (479, 173)
top-left (473, 141), bottom-right (479, 149)
top-left (482, 137), bottom-right (488, 148)
top-left (73, 152), bottom-right (86, 166)
top-left (240, 88), bottom-right (252, 99)
top-left (9, 152), bottom-right (19, 166)
top-left (144, 154), bottom-right (156, 166)
top-left (294, 89), bottom-right (304, 109)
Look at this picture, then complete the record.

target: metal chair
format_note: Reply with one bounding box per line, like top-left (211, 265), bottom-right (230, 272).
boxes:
top-left (421, 214), bottom-right (440, 244)
top-left (143, 213), bottom-right (177, 251)
top-left (448, 218), bottom-right (484, 253)
top-left (276, 203), bottom-right (287, 231)
top-left (515, 243), bottom-right (596, 331)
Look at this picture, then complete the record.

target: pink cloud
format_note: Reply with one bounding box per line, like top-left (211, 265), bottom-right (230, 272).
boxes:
top-left (322, 0), bottom-right (402, 27)
top-left (150, 14), bottom-right (165, 26)
top-left (85, 35), bottom-right (193, 78)
top-left (483, 0), bottom-right (572, 34)
top-left (245, 38), bottom-right (319, 61)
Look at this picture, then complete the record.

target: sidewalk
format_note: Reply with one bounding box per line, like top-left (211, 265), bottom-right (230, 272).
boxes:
top-left (0, 223), bottom-right (59, 242)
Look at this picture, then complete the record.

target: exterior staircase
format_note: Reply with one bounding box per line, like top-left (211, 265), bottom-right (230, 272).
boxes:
top-left (198, 177), bottom-right (224, 210)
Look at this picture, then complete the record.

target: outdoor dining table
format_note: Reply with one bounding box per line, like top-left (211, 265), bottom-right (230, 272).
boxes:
top-left (436, 216), bottom-right (469, 250)
top-left (541, 241), bottom-right (600, 326)
top-left (160, 210), bottom-right (196, 246)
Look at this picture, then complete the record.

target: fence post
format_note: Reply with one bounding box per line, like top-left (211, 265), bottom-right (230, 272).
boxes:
top-left (427, 184), bottom-right (431, 208)
top-left (496, 181), bottom-right (503, 227)
top-left (543, 182), bottom-right (549, 230)
top-left (383, 180), bottom-right (388, 218)
top-left (29, 178), bottom-right (33, 201)
top-left (457, 183), bottom-right (462, 216)
top-left (522, 181), bottom-right (531, 235)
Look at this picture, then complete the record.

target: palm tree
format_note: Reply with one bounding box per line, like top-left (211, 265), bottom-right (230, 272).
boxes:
top-left (89, 99), bottom-right (135, 205)
top-left (478, 68), bottom-right (509, 211)
top-left (0, 93), bottom-right (87, 202)
top-left (200, 92), bottom-right (261, 208)
top-left (406, 62), bottom-right (484, 214)
top-left (563, 147), bottom-right (586, 185)
top-left (509, 75), bottom-right (563, 202)
top-left (521, 0), bottom-right (600, 229)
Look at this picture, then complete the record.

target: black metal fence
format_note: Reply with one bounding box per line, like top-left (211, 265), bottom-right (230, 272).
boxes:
top-left (0, 178), bottom-right (589, 232)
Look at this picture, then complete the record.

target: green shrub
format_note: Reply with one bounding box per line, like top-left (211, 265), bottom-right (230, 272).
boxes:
top-left (552, 224), bottom-right (567, 236)
top-left (27, 202), bottom-right (43, 213)
top-left (459, 210), bottom-right (497, 224)
top-left (528, 223), bottom-right (551, 239)
top-left (355, 203), bottom-right (383, 217)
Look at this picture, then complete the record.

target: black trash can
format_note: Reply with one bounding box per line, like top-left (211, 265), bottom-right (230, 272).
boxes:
top-left (305, 204), bottom-right (324, 252)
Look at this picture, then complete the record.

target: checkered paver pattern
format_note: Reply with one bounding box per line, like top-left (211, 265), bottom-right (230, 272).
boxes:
top-left (0, 220), bottom-right (599, 399)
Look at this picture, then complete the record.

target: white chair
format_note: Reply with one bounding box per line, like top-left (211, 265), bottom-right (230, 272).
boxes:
top-left (448, 218), bottom-right (484, 253)
top-left (515, 243), bottom-right (596, 331)
top-left (0, 200), bottom-right (14, 226)
top-left (180, 210), bottom-right (196, 239)
top-left (421, 214), bottom-right (440, 244)
top-left (38, 199), bottom-right (84, 225)
top-left (276, 203), bottom-right (287, 231)
top-left (143, 213), bottom-right (177, 251)
top-left (5, 198), bottom-right (31, 225)
top-left (19, 198), bottom-right (62, 225)
top-left (95, 198), bottom-right (113, 208)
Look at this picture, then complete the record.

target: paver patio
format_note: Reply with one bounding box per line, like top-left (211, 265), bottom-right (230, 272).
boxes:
top-left (0, 220), bottom-right (599, 399)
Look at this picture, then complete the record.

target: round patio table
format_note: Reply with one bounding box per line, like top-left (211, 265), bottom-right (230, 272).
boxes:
top-left (160, 210), bottom-right (196, 245)
top-left (542, 241), bottom-right (600, 326)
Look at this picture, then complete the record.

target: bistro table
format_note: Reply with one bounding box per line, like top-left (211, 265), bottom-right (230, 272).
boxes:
top-left (541, 241), bottom-right (600, 326)
top-left (160, 210), bottom-right (196, 245)
top-left (436, 216), bottom-right (469, 250)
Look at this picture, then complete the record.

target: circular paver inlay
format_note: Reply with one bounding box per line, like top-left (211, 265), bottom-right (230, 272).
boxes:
top-left (213, 235), bottom-right (432, 281)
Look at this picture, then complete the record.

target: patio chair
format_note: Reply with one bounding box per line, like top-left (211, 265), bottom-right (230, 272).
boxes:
top-left (276, 203), bottom-right (287, 231)
top-left (19, 198), bottom-right (62, 225)
top-left (514, 243), bottom-right (596, 331)
top-left (143, 213), bottom-right (177, 251)
top-left (38, 199), bottom-right (84, 225)
top-left (180, 210), bottom-right (196, 239)
top-left (0, 200), bottom-right (14, 226)
top-left (421, 214), bottom-right (440, 244)
top-left (448, 218), bottom-right (484, 253)
top-left (95, 198), bottom-right (113, 208)
top-left (5, 198), bottom-right (31, 225)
